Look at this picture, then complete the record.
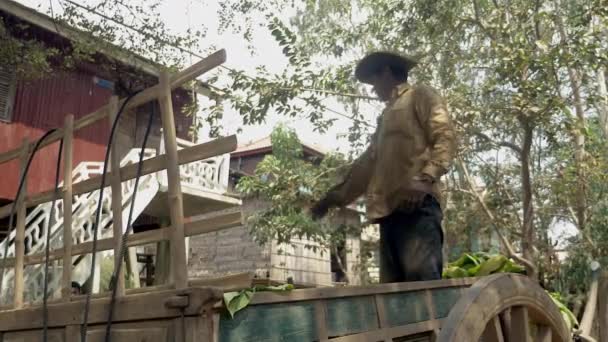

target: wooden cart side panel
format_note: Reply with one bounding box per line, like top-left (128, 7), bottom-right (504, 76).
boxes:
top-left (216, 282), bottom-right (473, 342)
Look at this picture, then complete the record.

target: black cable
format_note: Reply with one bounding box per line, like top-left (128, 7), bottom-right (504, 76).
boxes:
top-left (0, 129), bottom-right (59, 300)
top-left (80, 91), bottom-right (140, 342)
top-left (42, 137), bottom-right (64, 342)
top-left (104, 102), bottom-right (155, 342)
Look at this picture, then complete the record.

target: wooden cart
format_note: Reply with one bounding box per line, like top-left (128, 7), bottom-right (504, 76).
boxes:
top-left (0, 50), bottom-right (571, 342)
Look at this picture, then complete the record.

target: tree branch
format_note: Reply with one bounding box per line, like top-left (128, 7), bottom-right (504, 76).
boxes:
top-left (472, 130), bottom-right (523, 155)
top-left (457, 158), bottom-right (537, 276)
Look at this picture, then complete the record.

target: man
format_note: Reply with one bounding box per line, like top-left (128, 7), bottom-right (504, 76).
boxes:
top-left (312, 51), bottom-right (456, 283)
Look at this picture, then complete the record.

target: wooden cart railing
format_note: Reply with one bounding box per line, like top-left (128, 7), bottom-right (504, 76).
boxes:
top-left (0, 50), bottom-right (253, 342)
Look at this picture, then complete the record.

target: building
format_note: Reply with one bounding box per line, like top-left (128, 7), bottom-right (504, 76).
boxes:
top-left (188, 136), bottom-right (365, 287)
top-left (0, 0), bottom-right (238, 301)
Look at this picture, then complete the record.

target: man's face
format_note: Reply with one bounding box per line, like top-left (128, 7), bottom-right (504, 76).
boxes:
top-left (370, 67), bottom-right (396, 102)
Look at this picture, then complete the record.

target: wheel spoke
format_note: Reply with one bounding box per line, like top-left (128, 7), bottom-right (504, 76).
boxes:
top-left (481, 317), bottom-right (505, 342)
top-left (509, 306), bottom-right (531, 342)
top-left (536, 325), bottom-right (552, 342)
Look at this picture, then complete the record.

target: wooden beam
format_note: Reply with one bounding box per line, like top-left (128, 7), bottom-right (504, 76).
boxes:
top-left (248, 278), bottom-right (476, 305)
top-left (61, 115), bottom-right (75, 301)
top-left (0, 135), bottom-right (237, 220)
top-left (108, 96), bottom-right (126, 296)
top-left (0, 49), bottom-right (227, 166)
top-left (0, 287), bottom-right (223, 331)
top-left (13, 139), bottom-right (29, 309)
top-left (159, 70), bottom-right (187, 289)
top-left (2, 211), bottom-right (242, 267)
top-left (599, 271), bottom-right (608, 342)
top-left (481, 317), bottom-right (504, 342)
top-left (322, 320), bottom-right (443, 342)
top-left (509, 306), bottom-right (531, 342)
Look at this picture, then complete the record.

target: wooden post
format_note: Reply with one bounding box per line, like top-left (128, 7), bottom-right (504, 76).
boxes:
top-left (13, 138), bottom-right (29, 309)
top-left (61, 115), bottom-right (74, 300)
top-left (599, 271), bottom-right (608, 342)
top-left (108, 96), bottom-right (126, 295)
top-left (158, 71), bottom-right (187, 289)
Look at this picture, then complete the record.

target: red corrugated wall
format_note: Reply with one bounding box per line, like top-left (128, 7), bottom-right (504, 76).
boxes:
top-left (0, 71), bottom-right (112, 200)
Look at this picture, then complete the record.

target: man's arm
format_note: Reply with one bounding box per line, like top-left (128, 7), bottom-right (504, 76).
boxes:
top-left (415, 85), bottom-right (457, 181)
top-left (311, 145), bottom-right (374, 219)
top-left (326, 146), bottom-right (374, 206)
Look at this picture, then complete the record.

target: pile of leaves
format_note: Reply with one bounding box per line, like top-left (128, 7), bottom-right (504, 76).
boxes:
top-left (547, 291), bottom-right (579, 333)
top-left (443, 252), bottom-right (578, 333)
top-left (442, 252), bottom-right (525, 279)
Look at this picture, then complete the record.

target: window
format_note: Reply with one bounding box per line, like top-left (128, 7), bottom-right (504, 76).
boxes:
top-left (0, 66), bottom-right (16, 122)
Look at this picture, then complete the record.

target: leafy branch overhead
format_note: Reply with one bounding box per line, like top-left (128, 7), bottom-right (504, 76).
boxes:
top-left (237, 125), bottom-right (357, 249)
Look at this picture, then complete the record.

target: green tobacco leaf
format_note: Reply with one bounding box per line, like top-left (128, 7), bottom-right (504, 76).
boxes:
top-left (476, 255), bottom-right (508, 276)
top-left (443, 266), bottom-right (469, 279)
top-left (224, 289), bottom-right (254, 318)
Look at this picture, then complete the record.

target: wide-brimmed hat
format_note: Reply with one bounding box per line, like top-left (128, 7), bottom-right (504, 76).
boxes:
top-left (355, 51), bottom-right (418, 84)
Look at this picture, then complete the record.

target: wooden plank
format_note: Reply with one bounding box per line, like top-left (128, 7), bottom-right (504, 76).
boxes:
top-left (481, 317), bottom-right (504, 342)
top-left (3, 211), bottom-right (242, 267)
top-left (0, 287), bottom-right (222, 331)
top-left (430, 286), bottom-right (463, 319)
top-left (109, 96), bottom-right (126, 296)
top-left (188, 272), bottom-right (253, 292)
top-left (248, 279), bottom-right (475, 305)
top-left (314, 300), bottom-right (329, 341)
top-left (382, 291), bottom-right (430, 327)
top-left (219, 301), bottom-right (318, 342)
top-left (325, 296), bottom-right (378, 337)
top-left (159, 70), bottom-right (187, 289)
top-left (0, 49), bottom-right (227, 166)
top-left (600, 271), bottom-right (608, 342)
top-left (87, 327), bottom-right (168, 342)
top-left (0, 135), bottom-right (238, 220)
top-left (13, 139), bottom-right (29, 309)
top-left (65, 324), bottom-right (80, 342)
top-left (61, 115), bottom-right (75, 301)
top-left (508, 306), bottom-right (530, 342)
top-left (325, 319), bottom-right (442, 342)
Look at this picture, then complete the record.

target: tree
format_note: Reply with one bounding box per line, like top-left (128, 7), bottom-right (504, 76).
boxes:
top-left (216, 0), bottom-right (608, 282)
top-left (236, 125), bottom-right (362, 282)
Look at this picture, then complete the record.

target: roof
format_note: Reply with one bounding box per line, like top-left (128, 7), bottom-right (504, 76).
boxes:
top-left (0, 0), bottom-right (212, 97)
top-left (232, 136), bottom-right (327, 158)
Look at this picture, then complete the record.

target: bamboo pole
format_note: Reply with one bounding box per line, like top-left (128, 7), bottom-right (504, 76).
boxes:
top-left (108, 96), bottom-right (126, 296)
top-left (13, 139), bottom-right (29, 309)
top-left (61, 115), bottom-right (74, 300)
top-left (158, 71), bottom-right (187, 289)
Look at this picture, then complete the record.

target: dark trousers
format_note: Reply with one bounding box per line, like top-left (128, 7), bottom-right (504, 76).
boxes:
top-left (378, 195), bottom-right (444, 283)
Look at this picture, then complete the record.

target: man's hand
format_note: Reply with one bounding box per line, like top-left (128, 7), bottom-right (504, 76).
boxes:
top-left (310, 193), bottom-right (339, 221)
top-left (401, 174), bottom-right (434, 212)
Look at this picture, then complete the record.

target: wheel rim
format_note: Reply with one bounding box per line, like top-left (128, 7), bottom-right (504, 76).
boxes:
top-left (437, 274), bottom-right (571, 342)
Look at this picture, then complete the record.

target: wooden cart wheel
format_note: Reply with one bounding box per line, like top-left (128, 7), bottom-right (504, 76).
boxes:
top-left (436, 273), bottom-right (571, 342)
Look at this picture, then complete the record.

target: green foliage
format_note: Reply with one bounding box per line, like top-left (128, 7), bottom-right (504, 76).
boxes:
top-left (0, 18), bottom-right (59, 79)
top-left (237, 125), bottom-right (353, 248)
top-left (223, 283), bottom-right (294, 318)
top-left (442, 252), bottom-right (525, 279)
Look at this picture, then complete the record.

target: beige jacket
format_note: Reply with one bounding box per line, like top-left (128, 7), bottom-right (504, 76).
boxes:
top-left (328, 83), bottom-right (457, 220)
